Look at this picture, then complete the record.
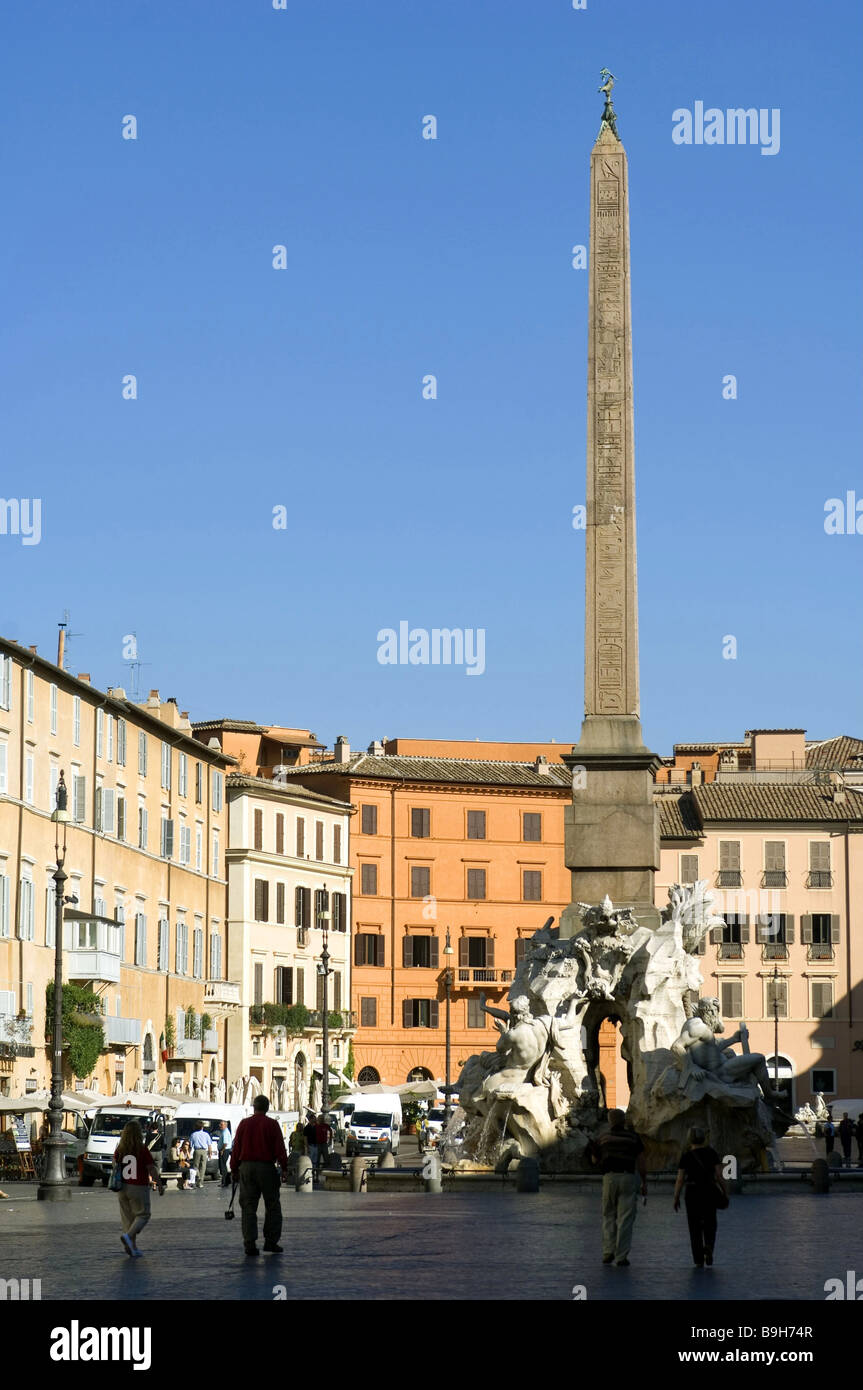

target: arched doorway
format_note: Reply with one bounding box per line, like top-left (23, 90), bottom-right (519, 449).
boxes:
top-left (406, 1066), bottom-right (433, 1083)
top-left (358, 1066), bottom-right (380, 1086)
top-left (765, 1055), bottom-right (795, 1109)
top-left (294, 1052), bottom-right (308, 1110)
top-left (582, 1003), bottom-right (634, 1114)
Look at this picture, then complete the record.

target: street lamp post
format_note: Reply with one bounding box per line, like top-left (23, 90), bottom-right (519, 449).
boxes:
top-left (317, 888), bottom-right (332, 1115)
top-left (443, 928), bottom-right (454, 1124)
top-left (772, 964), bottom-right (780, 1094)
top-left (38, 770), bottom-right (72, 1201)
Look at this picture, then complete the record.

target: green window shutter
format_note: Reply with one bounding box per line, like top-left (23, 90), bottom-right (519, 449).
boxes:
top-left (458, 936), bottom-right (469, 968)
top-left (800, 914), bottom-right (812, 944)
top-left (831, 914), bottom-right (841, 944)
top-left (375, 935), bottom-right (385, 968)
top-left (784, 914), bottom-right (795, 944)
top-left (403, 998), bottom-right (412, 1029)
top-left (429, 1000), bottom-right (439, 1029)
top-left (403, 935), bottom-right (414, 967)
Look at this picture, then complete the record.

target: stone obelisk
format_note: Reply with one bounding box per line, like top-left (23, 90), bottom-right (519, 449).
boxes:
top-left (560, 76), bottom-right (661, 936)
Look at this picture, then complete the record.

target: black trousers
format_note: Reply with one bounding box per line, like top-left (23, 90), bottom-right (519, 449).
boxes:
top-left (238, 1161), bottom-right (282, 1248)
top-left (684, 1186), bottom-right (717, 1264)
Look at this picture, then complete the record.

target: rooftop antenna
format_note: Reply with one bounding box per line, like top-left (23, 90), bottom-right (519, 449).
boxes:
top-left (59, 609), bottom-right (83, 672)
top-left (124, 632), bottom-right (151, 702)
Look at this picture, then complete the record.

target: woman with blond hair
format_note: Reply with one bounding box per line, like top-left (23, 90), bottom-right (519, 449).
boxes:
top-left (113, 1120), bottom-right (156, 1258)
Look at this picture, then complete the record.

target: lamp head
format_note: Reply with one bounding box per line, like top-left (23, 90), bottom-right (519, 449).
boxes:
top-left (51, 769), bottom-right (71, 824)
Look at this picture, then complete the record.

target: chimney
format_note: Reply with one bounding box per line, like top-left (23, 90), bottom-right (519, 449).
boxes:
top-left (29, 645), bottom-right (37, 655)
top-left (535, 755), bottom-right (550, 775)
top-left (147, 690), bottom-right (160, 709)
top-left (78, 673), bottom-right (90, 684)
top-left (208, 737), bottom-right (221, 751)
top-left (334, 736), bottom-right (351, 765)
top-left (57, 625), bottom-right (66, 671)
top-left (367, 740), bottom-right (384, 757)
top-left (110, 687), bottom-right (127, 700)
top-left (689, 761), bottom-right (704, 787)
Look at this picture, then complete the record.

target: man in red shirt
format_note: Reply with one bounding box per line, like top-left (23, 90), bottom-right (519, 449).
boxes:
top-left (230, 1095), bottom-right (289, 1256)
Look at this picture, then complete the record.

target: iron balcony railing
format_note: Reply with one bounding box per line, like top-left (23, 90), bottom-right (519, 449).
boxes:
top-left (807, 872), bottom-right (833, 889)
top-left (762, 871), bottom-right (787, 888)
top-left (761, 943), bottom-right (788, 961)
top-left (456, 968), bottom-right (513, 985)
top-left (807, 943), bottom-right (834, 961)
top-left (718, 941), bottom-right (744, 960)
top-left (717, 870), bottom-right (742, 888)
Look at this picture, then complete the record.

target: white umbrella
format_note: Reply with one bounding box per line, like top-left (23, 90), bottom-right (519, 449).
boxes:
top-left (112, 1079), bottom-right (123, 1096)
top-left (0, 1096), bottom-right (49, 1114)
top-left (214, 1078), bottom-right (226, 1103)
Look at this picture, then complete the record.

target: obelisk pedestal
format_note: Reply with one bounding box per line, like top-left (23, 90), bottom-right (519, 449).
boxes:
top-left (559, 96), bottom-right (661, 937)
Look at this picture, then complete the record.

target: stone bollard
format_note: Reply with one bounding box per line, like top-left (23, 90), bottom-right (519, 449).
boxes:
top-left (516, 1157), bottom-right (540, 1193)
top-left (294, 1154), bottom-right (313, 1194)
top-left (349, 1157), bottom-right (367, 1194)
top-left (378, 1149), bottom-right (395, 1169)
top-left (826, 1151), bottom-right (842, 1170)
top-left (423, 1149), bottom-right (442, 1194)
top-left (811, 1158), bottom-right (831, 1193)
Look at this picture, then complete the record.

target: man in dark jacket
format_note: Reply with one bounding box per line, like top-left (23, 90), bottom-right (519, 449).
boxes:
top-left (589, 1109), bottom-right (648, 1267)
top-left (230, 1096), bottom-right (289, 1256)
top-left (838, 1113), bottom-right (854, 1168)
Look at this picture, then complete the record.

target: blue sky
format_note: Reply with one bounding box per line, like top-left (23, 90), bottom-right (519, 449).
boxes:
top-left (1, 0), bottom-right (860, 755)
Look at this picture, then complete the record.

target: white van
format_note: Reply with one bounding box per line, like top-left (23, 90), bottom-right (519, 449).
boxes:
top-left (345, 1093), bottom-right (403, 1157)
top-left (81, 1104), bottom-right (170, 1186)
top-left (172, 1102), bottom-right (252, 1181)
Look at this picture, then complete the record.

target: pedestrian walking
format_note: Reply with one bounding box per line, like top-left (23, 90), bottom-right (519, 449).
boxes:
top-left (303, 1114), bottom-right (319, 1172)
top-left (824, 1117), bottom-right (835, 1157)
top-left (856, 1115), bottom-right (863, 1167)
top-left (288, 1121), bottom-right (307, 1180)
top-left (230, 1095), bottom-right (289, 1257)
top-left (315, 1113), bottom-right (333, 1170)
top-left (588, 1108), bottom-right (647, 1268)
top-left (144, 1118), bottom-right (166, 1194)
top-left (189, 1123), bottom-right (211, 1190)
top-left (838, 1113), bottom-right (854, 1168)
top-left (217, 1120), bottom-right (233, 1187)
top-left (113, 1121), bottom-right (157, 1258)
top-left (672, 1127), bottom-right (727, 1268)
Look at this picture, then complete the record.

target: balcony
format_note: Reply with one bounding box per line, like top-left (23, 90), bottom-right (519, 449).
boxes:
top-left (63, 921), bottom-right (122, 985)
top-left (456, 968), bottom-right (513, 988)
top-left (718, 942), bottom-right (744, 961)
top-left (204, 980), bottom-right (241, 1009)
top-left (305, 1010), bottom-right (356, 1032)
top-left (172, 1038), bottom-right (202, 1061)
top-left (716, 871), bottom-right (742, 888)
top-left (807, 872), bottom-right (833, 889)
top-left (762, 871), bottom-right (787, 889)
top-left (103, 1016), bottom-right (142, 1046)
top-left (202, 1029), bottom-right (218, 1052)
top-left (761, 943), bottom-right (788, 961)
top-left (807, 943), bottom-right (834, 962)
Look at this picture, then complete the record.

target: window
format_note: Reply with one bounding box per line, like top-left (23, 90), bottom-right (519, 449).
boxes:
top-left (315, 821), bottom-right (324, 860)
top-left (467, 998), bottom-right (486, 1029)
top-left (209, 930), bottom-right (222, 980)
top-left (45, 881), bottom-right (57, 947)
top-left (332, 892), bottom-right (347, 932)
top-left (361, 863), bottom-right (378, 895)
top-left (361, 805), bottom-right (377, 835)
top-left (179, 823), bottom-right (191, 865)
top-left (195, 762), bottom-right (203, 803)
top-left (811, 981), bottom-right (833, 1019)
top-left (134, 913), bottom-right (147, 967)
top-left (467, 810), bottom-right (486, 840)
top-left (808, 842), bottom-right (832, 888)
top-left (160, 742), bottom-right (171, 790)
top-left (101, 788), bottom-right (116, 835)
top-left (802, 913), bottom-right (837, 959)
top-left (764, 841), bottom-right (786, 887)
top-left (333, 825), bottom-right (341, 863)
top-left (24, 754), bottom-right (34, 804)
top-left (332, 972), bottom-right (342, 1013)
top-left (275, 814), bottom-right (284, 855)
top-left (0, 741), bottom-right (6, 794)
top-left (192, 927), bottom-right (203, 980)
top-left (719, 979), bottom-right (743, 1020)
top-left (25, 670), bottom-right (34, 723)
top-left (0, 655), bottom-right (13, 710)
top-left (402, 999), bottom-right (439, 1028)
top-left (294, 886), bottom-right (311, 930)
top-left (411, 808), bottom-right (430, 839)
top-left (296, 818), bottom-right (305, 857)
top-left (275, 882), bottom-right (285, 924)
top-left (467, 868), bottom-right (486, 900)
top-left (515, 937), bottom-right (528, 966)
top-left (314, 888), bottom-right (329, 926)
top-left (17, 877), bottom-right (34, 940)
top-left (157, 919), bottom-right (169, 972)
top-left (354, 933), bottom-right (385, 967)
top-left (757, 912), bottom-right (793, 957)
top-left (49, 764), bottom-right (58, 812)
top-left (296, 967), bottom-right (304, 1005)
top-left (275, 967), bottom-right (293, 1004)
top-left (358, 1066), bottom-right (380, 1086)
top-left (254, 879), bottom-right (269, 922)
top-left (138, 731), bottom-right (147, 776)
top-left (117, 719), bottom-right (126, 767)
top-left (523, 870), bottom-right (542, 901)
top-left (719, 914), bottom-right (748, 959)
top-left (178, 753), bottom-right (188, 798)
top-left (195, 825), bottom-right (202, 872)
top-left (403, 934), bottom-right (438, 968)
top-left (0, 875), bottom-right (9, 939)
top-left (49, 684), bottom-right (58, 735)
top-left (106, 715), bottom-right (114, 763)
top-left (73, 696), bottom-right (81, 745)
top-left (765, 977), bottom-right (788, 1019)
top-left (718, 840), bottom-right (741, 886)
top-left (212, 832), bottom-right (220, 878)
top-left (254, 809), bottom-right (263, 850)
top-left (160, 817), bottom-right (174, 859)
top-left (212, 770), bottom-right (223, 812)
top-left (811, 1068), bottom-right (836, 1095)
top-left (176, 920), bottom-right (189, 976)
top-left (680, 853), bottom-right (699, 883)
top-left (138, 805), bottom-right (148, 850)
top-left (411, 866), bottom-right (430, 898)
top-left (117, 795), bottom-right (126, 842)
top-left (523, 812), bottom-right (542, 842)
top-left (253, 963), bottom-right (263, 1007)
top-left (73, 773), bottom-right (86, 823)
top-left (360, 997), bottom-right (377, 1027)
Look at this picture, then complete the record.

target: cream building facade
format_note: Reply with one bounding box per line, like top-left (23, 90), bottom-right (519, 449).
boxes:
top-left (0, 637), bottom-right (237, 1098)
top-left (224, 773), bottom-right (354, 1109)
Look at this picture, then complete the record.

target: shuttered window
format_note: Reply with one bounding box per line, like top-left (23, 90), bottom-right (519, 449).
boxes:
top-left (719, 980), bottom-right (743, 1020)
top-left (178, 754), bottom-right (188, 797)
top-left (361, 805), bottom-right (377, 835)
top-left (295, 886), bottom-right (311, 929)
top-left (209, 931), bottom-right (222, 980)
top-left (296, 967), bottom-right (304, 1006)
top-left (117, 719), bottom-right (127, 766)
top-left (138, 731), bottom-right (147, 775)
top-left (0, 875), bottom-right (9, 939)
top-left (296, 818), bottom-right (305, 856)
top-left (157, 919), bottom-right (169, 972)
top-left (50, 684), bottom-right (58, 735)
top-left (160, 818), bottom-right (174, 859)
top-left (117, 796), bottom-right (126, 841)
top-left (333, 825), bottom-right (342, 863)
top-left (18, 879), bottom-right (35, 941)
top-left (765, 978), bottom-right (788, 1019)
top-left (275, 814), bottom-right (284, 855)
top-left (515, 938), bottom-right (528, 965)
top-left (680, 854), bottom-right (699, 883)
top-left (254, 962), bottom-right (263, 1006)
top-left (192, 927), bottom-right (204, 979)
top-left (275, 967), bottom-right (293, 1004)
top-left (195, 761), bottom-right (203, 803)
top-left (403, 934), bottom-right (439, 968)
top-left (355, 933), bottom-right (384, 967)
top-left (402, 999), bottom-right (439, 1028)
top-left (176, 920), bottom-right (188, 975)
top-left (523, 813), bottom-right (542, 842)
top-left (361, 864), bottom-right (378, 895)
top-left (254, 809), bottom-right (263, 850)
top-left (467, 810), bottom-right (486, 840)
top-left (314, 888), bottom-right (329, 926)
top-left (332, 892), bottom-right (347, 932)
top-left (360, 997), bottom-right (377, 1027)
top-left (332, 973), bottom-right (342, 1013)
top-left (410, 866), bottom-right (430, 898)
top-left (138, 806), bottom-right (148, 850)
top-left (134, 913), bottom-right (147, 967)
top-left (254, 879), bottom-right (269, 922)
top-left (74, 774), bottom-right (86, 823)
top-left (315, 821), bottom-right (324, 860)
top-left (411, 808), bottom-right (430, 838)
top-left (275, 882), bottom-right (285, 924)
top-left (811, 981), bottom-right (833, 1019)
top-left (160, 742), bottom-right (171, 789)
top-left (467, 998), bottom-right (485, 1028)
top-left (764, 842), bottom-right (786, 886)
top-left (809, 842), bottom-right (831, 887)
top-left (467, 869), bottom-right (486, 900)
top-left (523, 870), bottom-right (542, 901)
top-left (718, 841), bottom-right (741, 885)
top-left (102, 788), bottom-right (116, 835)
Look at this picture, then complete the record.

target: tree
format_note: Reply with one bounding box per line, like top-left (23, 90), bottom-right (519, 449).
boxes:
top-left (45, 983), bottom-right (105, 1080)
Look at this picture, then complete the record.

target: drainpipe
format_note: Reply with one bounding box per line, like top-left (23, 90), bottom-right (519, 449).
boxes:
top-left (845, 821), bottom-right (852, 1031)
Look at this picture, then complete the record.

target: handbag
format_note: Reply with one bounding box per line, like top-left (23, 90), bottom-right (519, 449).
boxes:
top-left (108, 1161), bottom-right (124, 1193)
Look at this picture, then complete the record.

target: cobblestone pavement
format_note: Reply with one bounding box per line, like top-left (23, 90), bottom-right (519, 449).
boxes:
top-left (1, 1179), bottom-right (861, 1301)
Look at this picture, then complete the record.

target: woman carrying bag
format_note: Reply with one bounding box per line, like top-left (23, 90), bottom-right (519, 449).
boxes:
top-left (672, 1126), bottom-right (728, 1268)
top-left (112, 1121), bottom-right (157, 1258)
